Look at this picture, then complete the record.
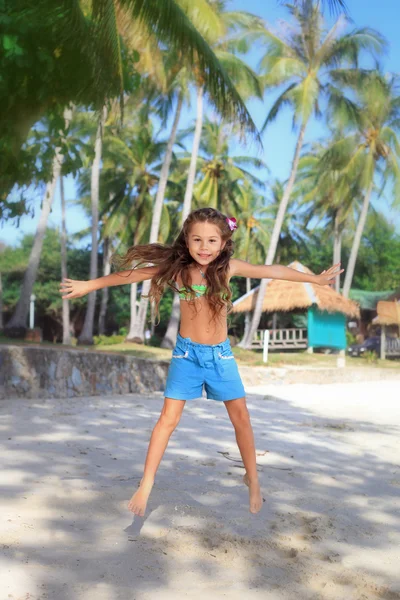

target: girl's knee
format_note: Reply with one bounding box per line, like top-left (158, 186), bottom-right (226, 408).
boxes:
top-left (159, 412), bottom-right (181, 430)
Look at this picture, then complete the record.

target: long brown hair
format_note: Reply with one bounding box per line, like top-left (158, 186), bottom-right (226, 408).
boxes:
top-left (112, 207), bottom-right (235, 325)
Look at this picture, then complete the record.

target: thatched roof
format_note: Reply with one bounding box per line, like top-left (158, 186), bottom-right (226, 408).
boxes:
top-left (373, 301), bottom-right (400, 325)
top-left (232, 261), bottom-right (360, 318)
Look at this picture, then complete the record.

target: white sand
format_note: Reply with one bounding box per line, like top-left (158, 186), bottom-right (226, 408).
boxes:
top-left (1, 380), bottom-right (400, 600)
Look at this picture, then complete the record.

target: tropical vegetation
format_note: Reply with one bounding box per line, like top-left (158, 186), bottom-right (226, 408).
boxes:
top-left (1, 0), bottom-right (399, 349)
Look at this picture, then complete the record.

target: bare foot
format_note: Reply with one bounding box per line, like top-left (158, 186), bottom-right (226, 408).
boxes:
top-left (127, 477), bottom-right (154, 516)
top-left (243, 473), bottom-right (263, 514)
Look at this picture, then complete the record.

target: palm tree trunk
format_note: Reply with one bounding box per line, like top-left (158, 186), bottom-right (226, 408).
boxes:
top-left (5, 107), bottom-right (73, 337)
top-left (182, 85), bottom-right (204, 220)
top-left (126, 281), bottom-right (138, 340)
top-left (333, 211), bottom-right (342, 294)
top-left (78, 105), bottom-right (107, 345)
top-left (128, 91), bottom-right (185, 344)
top-left (342, 180), bottom-right (374, 298)
top-left (160, 86), bottom-right (204, 348)
top-left (151, 90), bottom-right (184, 243)
top-left (60, 175), bottom-right (71, 345)
top-left (239, 120), bottom-right (307, 349)
top-left (242, 277), bottom-right (252, 341)
top-left (98, 237), bottom-right (112, 335)
top-left (0, 272), bottom-right (3, 331)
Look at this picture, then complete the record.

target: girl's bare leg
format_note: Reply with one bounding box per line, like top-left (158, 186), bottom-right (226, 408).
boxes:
top-left (128, 398), bottom-right (186, 516)
top-left (224, 397), bottom-right (263, 514)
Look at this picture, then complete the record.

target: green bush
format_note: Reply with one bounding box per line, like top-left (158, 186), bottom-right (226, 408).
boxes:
top-left (93, 334), bottom-right (125, 346)
top-left (362, 350), bottom-right (378, 363)
top-left (346, 330), bottom-right (357, 346)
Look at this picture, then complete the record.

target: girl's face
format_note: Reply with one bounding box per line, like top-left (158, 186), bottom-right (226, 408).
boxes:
top-left (186, 221), bottom-right (226, 268)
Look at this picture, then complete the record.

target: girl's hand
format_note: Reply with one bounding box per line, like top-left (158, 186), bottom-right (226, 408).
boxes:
top-left (314, 263), bottom-right (344, 287)
top-left (59, 278), bottom-right (91, 299)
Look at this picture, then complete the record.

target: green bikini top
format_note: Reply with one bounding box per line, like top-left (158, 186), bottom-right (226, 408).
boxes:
top-left (176, 283), bottom-right (228, 302)
top-left (169, 274), bottom-right (227, 301)
top-left (178, 283), bottom-right (208, 301)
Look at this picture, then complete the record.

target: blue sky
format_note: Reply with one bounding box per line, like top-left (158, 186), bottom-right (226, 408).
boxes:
top-left (2, 0), bottom-right (399, 248)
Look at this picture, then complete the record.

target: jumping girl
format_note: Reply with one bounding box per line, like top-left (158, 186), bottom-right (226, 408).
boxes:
top-left (60, 207), bottom-right (343, 516)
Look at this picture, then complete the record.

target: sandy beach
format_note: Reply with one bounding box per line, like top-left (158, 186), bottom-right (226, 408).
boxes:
top-left (1, 379), bottom-right (400, 600)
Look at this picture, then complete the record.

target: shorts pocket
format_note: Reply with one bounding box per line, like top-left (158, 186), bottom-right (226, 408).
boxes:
top-left (172, 343), bottom-right (189, 359)
top-left (172, 350), bottom-right (189, 359)
top-left (217, 349), bottom-right (238, 381)
top-left (218, 352), bottom-right (234, 360)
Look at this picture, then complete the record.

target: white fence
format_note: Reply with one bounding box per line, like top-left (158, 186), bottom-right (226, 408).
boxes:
top-left (386, 337), bottom-right (400, 356)
top-left (251, 328), bottom-right (308, 350)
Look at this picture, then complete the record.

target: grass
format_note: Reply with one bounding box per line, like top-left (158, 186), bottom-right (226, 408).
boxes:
top-left (1, 335), bottom-right (399, 368)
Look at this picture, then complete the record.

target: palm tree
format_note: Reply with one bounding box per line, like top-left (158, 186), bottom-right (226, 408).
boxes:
top-left (135, 9), bottom-right (264, 346)
top-left (75, 104), bottom-right (167, 341)
top-left (324, 71), bottom-right (400, 297)
top-left (98, 235), bottom-right (113, 335)
top-left (3, 0), bottom-right (262, 206)
top-left (181, 6), bottom-right (263, 221)
top-left (295, 142), bottom-right (360, 291)
top-left (189, 117), bottom-right (266, 211)
top-left (59, 176), bottom-right (71, 344)
top-left (160, 114), bottom-right (267, 349)
top-left (239, 0), bottom-right (385, 347)
top-left (78, 105), bottom-right (107, 345)
top-left (231, 182), bottom-right (272, 337)
top-left (4, 106), bottom-right (73, 337)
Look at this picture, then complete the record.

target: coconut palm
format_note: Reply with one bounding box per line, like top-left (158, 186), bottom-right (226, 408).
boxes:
top-left (77, 105), bottom-right (108, 344)
top-left (4, 106), bottom-right (73, 336)
top-left (230, 182), bottom-right (272, 337)
top-left (3, 0), bottom-right (263, 207)
top-left (181, 7), bottom-right (264, 221)
top-left (59, 176), bottom-right (71, 344)
top-left (132, 6), bottom-right (263, 344)
top-left (295, 142), bottom-right (362, 291)
top-left (160, 113), bottom-right (267, 349)
top-left (239, 0), bottom-right (385, 347)
top-left (75, 105), bottom-right (168, 341)
top-left (186, 117), bottom-right (266, 211)
top-left (323, 71), bottom-right (400, 297)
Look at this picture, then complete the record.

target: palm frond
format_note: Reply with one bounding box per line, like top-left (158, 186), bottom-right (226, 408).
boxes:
top-left (262, 56), bottom-right (306, 87)
top-left (117, 0), bottom-right (260, 140)
top-left (322, 28), bottom-right (387, 68)
top-left (215, 51), bottom-right (263, 100)
top-left (261, 83), bottom-right (297, 132)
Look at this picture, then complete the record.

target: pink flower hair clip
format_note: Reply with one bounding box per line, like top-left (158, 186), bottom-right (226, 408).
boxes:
top-left (226, 217), bottom-right (237, 231)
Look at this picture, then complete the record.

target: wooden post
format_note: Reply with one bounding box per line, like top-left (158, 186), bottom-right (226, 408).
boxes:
top-left (263, 330), bottom-right (270, 363)
top-left (380, 325), bottom-right (386, 360)
top-left (337, 349), bottom-right (346, 368)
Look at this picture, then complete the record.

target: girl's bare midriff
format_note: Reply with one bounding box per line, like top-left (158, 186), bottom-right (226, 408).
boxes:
top-left (176, 269), bottom-right (229, 345)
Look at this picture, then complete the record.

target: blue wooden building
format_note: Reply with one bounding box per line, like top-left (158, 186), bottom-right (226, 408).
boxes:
top-left (232, 261), bottom-right (360, 352)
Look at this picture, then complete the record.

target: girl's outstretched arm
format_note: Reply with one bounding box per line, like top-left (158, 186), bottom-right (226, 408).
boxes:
top-left (59, 266), bottom-right (159, 299)
top-left (229, 259), bottom-right (344, 287)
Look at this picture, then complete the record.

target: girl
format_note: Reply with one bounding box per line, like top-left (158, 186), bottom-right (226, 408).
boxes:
top-left (60, 207), bottom-right (343, 516)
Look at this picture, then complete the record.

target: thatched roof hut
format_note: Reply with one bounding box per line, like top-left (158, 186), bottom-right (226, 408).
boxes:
top-left (373, 301), bottom-right (400, 325)
top-left (232, 260), bottom-right (360, 318)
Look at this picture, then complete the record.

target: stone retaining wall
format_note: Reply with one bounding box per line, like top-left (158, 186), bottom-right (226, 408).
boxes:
top-left (0, 346), bottom-right (169, 399)
top-left (1, 345), bottom-right (399, 399)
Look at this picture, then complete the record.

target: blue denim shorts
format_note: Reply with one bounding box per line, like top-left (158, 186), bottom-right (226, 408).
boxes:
top-left (164, 333), bottom-right (246, 401)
